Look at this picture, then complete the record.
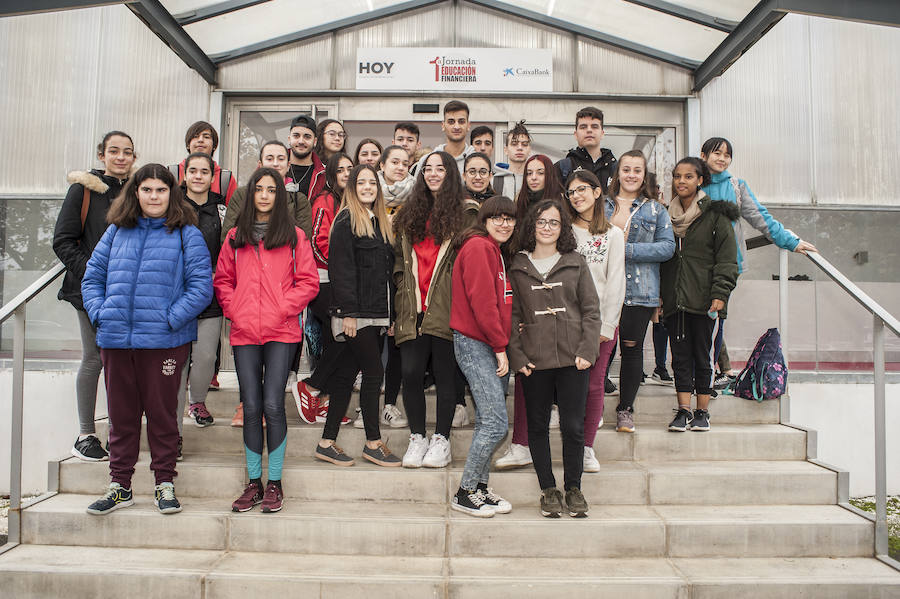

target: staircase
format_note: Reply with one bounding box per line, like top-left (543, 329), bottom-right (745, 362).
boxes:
top-left (2, 375), bottom-right (899, 598)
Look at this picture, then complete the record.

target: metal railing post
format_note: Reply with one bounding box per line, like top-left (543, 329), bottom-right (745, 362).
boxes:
top-left (779, 249), bottom-right (790, 423)
top-left (873, 315), bottom-right (888, 556)
top-left (8, 304), bottom-right (26, 546)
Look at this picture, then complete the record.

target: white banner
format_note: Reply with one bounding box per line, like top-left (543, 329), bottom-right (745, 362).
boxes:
top-left (355, 48), bottom-right (553, 92)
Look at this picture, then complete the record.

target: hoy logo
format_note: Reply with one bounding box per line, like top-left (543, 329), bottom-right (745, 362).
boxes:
top-left (358, 61), bottom-right (394, 74)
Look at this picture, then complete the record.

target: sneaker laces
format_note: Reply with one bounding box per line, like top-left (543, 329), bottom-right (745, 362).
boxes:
top-left (238, 482), bottom-right (261, 501)
top-left (481, 487), bottom-right (503, 502)
top-left (192, 403), bottom-right (211, 418)
top-left (469, 490), bottom-right (489, 507)
top-left (104, 484), bottom-right (122, 499)
top-left (157, 484), bottom-right (176, 501)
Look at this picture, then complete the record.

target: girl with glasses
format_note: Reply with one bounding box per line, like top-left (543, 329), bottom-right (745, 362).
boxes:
top-left (314, 119), bottom-right (348, 163)
top-left (462, 152), bottom-right (495, 204)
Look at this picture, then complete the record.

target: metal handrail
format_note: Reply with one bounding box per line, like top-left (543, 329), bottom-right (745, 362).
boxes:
top-left (1, 261), bottom-right (65, 552)
top-left (777, 248), bottom-right (898, 562)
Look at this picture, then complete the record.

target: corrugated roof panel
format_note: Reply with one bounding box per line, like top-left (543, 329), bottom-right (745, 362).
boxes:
top-left (663, 0), bottom-right (758, 23)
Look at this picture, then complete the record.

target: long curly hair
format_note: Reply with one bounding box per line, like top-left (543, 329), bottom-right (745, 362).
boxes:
top-left (517, 199), bottom-right (577, 254)
top-left (393, 151), bottom-right (465, 244)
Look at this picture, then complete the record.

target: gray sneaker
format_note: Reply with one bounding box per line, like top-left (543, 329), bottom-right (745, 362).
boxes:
top-left (564, 487), bottom-right (589, 518)
top-left (616, 409), bottom-right (635, 433)
top-left (362, 442), bottom-right (401, 467)
top-left (315, 443), bottom-right (355, 466)
top-left (539, 487), bottom-right (564, 518)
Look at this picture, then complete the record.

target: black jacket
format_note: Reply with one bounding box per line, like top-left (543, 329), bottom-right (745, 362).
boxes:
top-left (53, 170), bottom-right (127, 311)
top-left (184, 190), bottom-right (226, 319)
top-left (555, 147), bottom-right (618, 194)
top-left (328, 210), bottom-right (395, 320)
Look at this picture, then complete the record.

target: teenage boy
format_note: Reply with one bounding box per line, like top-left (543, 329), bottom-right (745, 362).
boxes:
top-left (393, 122), bottom-right (424, 162)
top-left (470, 125), bottom-right (494, 155)
top-left (494, 120), bottom-right (531, 198)
top-left (170, 121), bottom-right (238, 203)
top-left (288, 115), bottom-right (326, 202)
top-left (556, 106), bottom-right (617, 194)
top-left (413, 100), bottom-right (474, 179)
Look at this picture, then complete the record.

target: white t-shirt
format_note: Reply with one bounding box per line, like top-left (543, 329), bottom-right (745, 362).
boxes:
top-left (527, 252), bottom-right (561, 280)
top-left (572, 225), bottom-right (626, 340)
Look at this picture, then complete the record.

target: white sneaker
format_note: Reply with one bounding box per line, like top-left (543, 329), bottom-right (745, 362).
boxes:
top-left (452, 404), bottom-right (470, 427)
top-left (549, 405), bottom-right (560, 429)
top-left (422, 433), bottom-right (451, 468)
top-left (494, 443), bottom-right (532, 470)
top-left (583, 446), bottom-right (600, 473)
top-left (402, 433), bottom-right (428, 468)
top-left (285, 370), bottom-right (298, 392)
top-left (597, 416), bottom-right (604, 429)
top-left (381, 404), bottom-right (408, 428)
top-left (353, 408), bottom-right (364, 429)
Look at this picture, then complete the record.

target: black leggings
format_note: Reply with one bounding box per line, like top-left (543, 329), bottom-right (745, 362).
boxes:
top-left (323, 326), bottom-right (384, 442)
top-left (400, 328), bottom-right (457, 438)
top-left (305, 283), bottom-right (340, 394)
top-left (382, 334), bottom-right (401, 406)
top-left (617, 305), bottom-right (655, 412)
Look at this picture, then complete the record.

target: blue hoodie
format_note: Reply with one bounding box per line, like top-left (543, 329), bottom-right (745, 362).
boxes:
top-left (702, 170), bottom-right (799, 273)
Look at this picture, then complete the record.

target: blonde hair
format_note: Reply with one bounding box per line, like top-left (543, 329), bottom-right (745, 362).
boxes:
top-left (338, 164), bottom-right (394, 244)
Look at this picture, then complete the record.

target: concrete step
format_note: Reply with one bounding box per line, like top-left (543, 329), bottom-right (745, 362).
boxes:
top-left (3, 545), bottom-right (899, 598)
top-left (200, 383), bottom-right (780, 425)
top-left (58, 455), bottom-right (837, 506)
top-left (22, 494), bottom-right (872, 558)
top-left (93, 420), bottom-right (807, 462)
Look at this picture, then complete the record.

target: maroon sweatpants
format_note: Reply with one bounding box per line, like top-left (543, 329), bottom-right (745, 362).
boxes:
top-left (100, 344), bottom-right (190, 488)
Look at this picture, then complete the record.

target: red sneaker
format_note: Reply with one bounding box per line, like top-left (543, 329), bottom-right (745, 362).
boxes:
top-left (260, 482), bottom-right (283, 513)
top-left (231, 403), bottom-right (244, 427)
top-left (208, 375), bottom-right (220, 391)
top-left (315, 396), bottom-right (351, 425)
top-left (232, 481), bottom-right (263, 512)
top-left (293, 381), bottom-right (320, 424)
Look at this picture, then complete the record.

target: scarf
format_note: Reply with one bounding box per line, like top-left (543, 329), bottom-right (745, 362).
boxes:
top-left (668, 190), bottom-right (706, 238)
top-left (379, 171), bottom-right (415, 209)
top-left (466, 186), bottom-right (494, 203)
top-left (251, 221), bottom-right (269, 245)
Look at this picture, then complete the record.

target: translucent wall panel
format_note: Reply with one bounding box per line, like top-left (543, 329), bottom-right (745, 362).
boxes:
top-left (577, 37), bottom-right (692, 95)
top-left (665, 0), bottom-right (757, 23)
top-left (219, 36), bottom-right (333, 89)
top-left (0, 5), bottom-right (210, 196)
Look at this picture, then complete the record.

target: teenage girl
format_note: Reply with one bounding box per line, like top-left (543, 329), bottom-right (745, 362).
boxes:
top-left (82, 163), bottom-right (212, 516)
top-left (54, 130), bottom-right (135, 462)
top-left (315, 119), bottom-right (348, 163)
top-left (314, 164), bottom-right (401, 466)
top-left (566, 170), bottom-right (625, 472)
top-left (507, 199), bottom-right (602, 518)
top-left (450, 196), bottom-right (517, 517)
top-left (462, 152), bottom-right (495, 203)
top-left (663, 157), bottom-right (738, 432)
top-left (177, 152), bottom-right (225, 435)
top-left (393, 151), bottom-right (468, 468)
top-left (294, 153), bottom-right (354, 423)
top-left (215, 167), bottom-right (319, 513)
top-left (355, 138), bottom-right (383, 167)
top-left (604, 150), bottom-right (675, 433)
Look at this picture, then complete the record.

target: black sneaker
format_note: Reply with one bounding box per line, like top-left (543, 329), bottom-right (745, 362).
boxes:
top-left (176, 436), bottom-right (183, 462)
top-left (540, 487), bottom-right (564, 518)
top-left (604, 378), bottom-right (618, 396)
top-left (668, 408), bottom-right (693, 432)
top-left (691, 409), bottom-right (710, 432)
top-left (154, 482), bottom-right (183, 514)
top-left (564, 487), bottom-right (589, 518)
top-left (86, 483), bottom-right (133, 515)
top-left (713, 373), bottom-right (736, 390)
top-left (476, 484), bottom-right (512, 514)
top-left (450, 488), bottom-right (495, 518)
top-left (652, 367), bottom-right (674, 385)
top-left (71, 435), bottom-right (108, 462)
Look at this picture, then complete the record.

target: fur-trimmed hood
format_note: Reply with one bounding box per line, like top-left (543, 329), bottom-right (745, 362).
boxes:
top-left (700, 196), bottom-right (741, 221)
top-left (67, 169), bottom-right (109, 194)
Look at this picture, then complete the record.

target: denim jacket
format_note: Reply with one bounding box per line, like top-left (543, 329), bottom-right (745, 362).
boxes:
top-left (604, 196), bottom-right (675, 307)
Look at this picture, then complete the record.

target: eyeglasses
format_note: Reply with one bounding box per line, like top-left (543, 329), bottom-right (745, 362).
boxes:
top-left (536, 219), bottom-right (561, 230)
top-left (324, 131), bottom-right (346, 139)
top-left (489, 216), bottom-right (516, 226)
top-left (465, 168), bottom-right (490, 177)
top-left (565, 184), bottom-right (595, 199)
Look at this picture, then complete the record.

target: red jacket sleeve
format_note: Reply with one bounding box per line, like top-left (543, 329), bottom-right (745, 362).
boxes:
top-left (460, 241), bottom-right (510, 353)
top-left (213, 232), bottom-right (237, 319)
top-left (311, 196), bottom-right (333, 267)
top-left (282, 229), bottom-right (320, 316)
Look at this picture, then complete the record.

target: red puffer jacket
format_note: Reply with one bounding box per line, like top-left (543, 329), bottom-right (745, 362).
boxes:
top-left (214, 227), bottom-right (319, 346)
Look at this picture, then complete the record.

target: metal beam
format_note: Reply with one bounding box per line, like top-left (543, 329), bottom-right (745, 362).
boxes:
top-left (692, 0), bottom-right (784, 91)
top-left (210, 0), bottom-right (445, 63)
top-left (174, 0), bottom-right (270, 26)
top-left (127, 0), bottom-right (217, 84)
top-left (467, 0), bottom-right (699, 70)
top-left (0, 0), bottom-right (128, 17)
top-left (621, 0), bottom-right (737, 32)
top-left (778, 0), bottom-right (900, 28)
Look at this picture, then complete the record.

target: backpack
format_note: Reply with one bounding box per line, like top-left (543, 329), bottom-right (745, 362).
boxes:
top-left (733, 328), bottom-right (787, 401)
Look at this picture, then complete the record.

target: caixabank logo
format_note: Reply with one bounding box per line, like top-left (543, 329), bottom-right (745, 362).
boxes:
top-left (428, 55), bottom-right (477, 83)
top-left (502, 66), bottom-right (551, 77)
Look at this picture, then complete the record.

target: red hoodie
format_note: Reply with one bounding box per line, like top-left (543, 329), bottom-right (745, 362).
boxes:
top-left (450, 234), bottom-right (512, 353)
top-left (214, 227), bottom-right (319, 346)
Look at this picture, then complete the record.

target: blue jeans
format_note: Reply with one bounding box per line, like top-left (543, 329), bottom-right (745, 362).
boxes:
top-left (453, 331), bottom-right (509, 491)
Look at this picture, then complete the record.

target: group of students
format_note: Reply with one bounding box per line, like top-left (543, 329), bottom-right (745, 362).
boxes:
top-left (52, 100), bottom-right (816, 520)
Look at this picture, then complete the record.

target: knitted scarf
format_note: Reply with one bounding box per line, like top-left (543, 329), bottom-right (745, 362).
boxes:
top-left (668, 190), bottom-right (706, 238)
top-left (379, 171), bottom-right (415, 209)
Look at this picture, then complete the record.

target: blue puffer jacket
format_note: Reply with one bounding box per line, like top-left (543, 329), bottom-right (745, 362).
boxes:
top-left (604, 196), bottom-right (675, 307)
top-left (82, 217), bottom-right (213, 349)
top-left (702, 170), bottom-right (799, 273)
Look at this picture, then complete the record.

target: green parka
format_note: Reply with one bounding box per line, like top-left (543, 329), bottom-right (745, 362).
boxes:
top-left (660, 197), bottom-right (739, 319)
